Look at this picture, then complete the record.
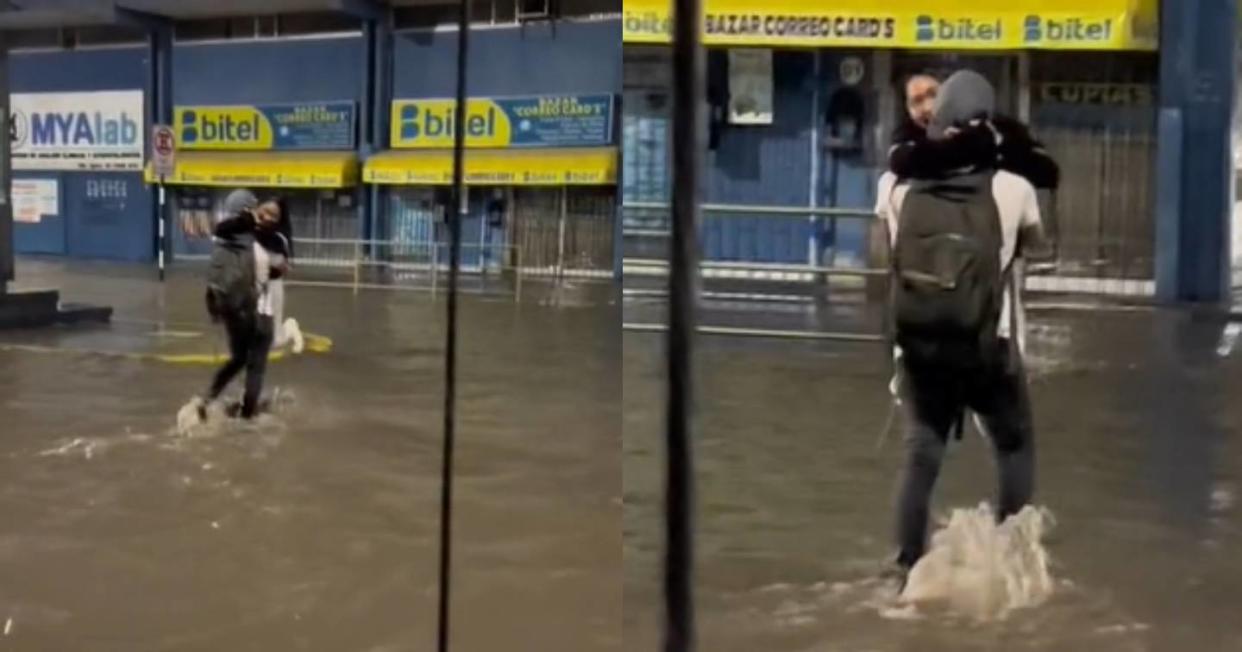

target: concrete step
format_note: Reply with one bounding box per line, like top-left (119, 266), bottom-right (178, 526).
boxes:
top-left (0, 291), bottom-right (112, 329)
top-left (57, 302), bottom-right (113, 325)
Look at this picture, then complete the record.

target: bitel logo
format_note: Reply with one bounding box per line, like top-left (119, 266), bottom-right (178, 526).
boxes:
top-left (1024, 16), bottom-right (1042, 42)
top-left (916, 15), bottom-right (935, 41)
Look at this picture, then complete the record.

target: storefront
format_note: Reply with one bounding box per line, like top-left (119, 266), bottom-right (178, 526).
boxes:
top-left (9, 64), bottom-right (154, 262)
top-left (622, 0), bottom-right (1160, 286)
top-left (364, 94), bottom-right (618, 277)
top-left (145, 101), bottom-right (361, 260)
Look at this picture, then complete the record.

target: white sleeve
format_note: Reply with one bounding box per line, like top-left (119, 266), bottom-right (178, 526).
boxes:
top-left (875, 172), bottom-right (898, 246)
top-left (874, 173), bottom-right (893, 221)
top-left (1020, 181), bottom-right (1042, 230)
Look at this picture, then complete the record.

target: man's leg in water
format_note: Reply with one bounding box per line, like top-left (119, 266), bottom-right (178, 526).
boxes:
top-left (970, 342), bottom-right (1035, 521)
top-left (240, 315), bottom-right (275, 419)
top-left (208, 313), bottom-right (253, 401)
top-left (895, 359), bottom-right (961, 569)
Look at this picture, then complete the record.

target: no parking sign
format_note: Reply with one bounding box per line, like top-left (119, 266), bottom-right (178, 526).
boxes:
top-left (152, 124), bottom-right (176, 178)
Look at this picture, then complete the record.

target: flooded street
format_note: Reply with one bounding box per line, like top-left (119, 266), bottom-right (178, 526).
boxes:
top-left (1, 259), bottom-right (620, 651)
top-left (624, 299), bottom-right (1242, 651)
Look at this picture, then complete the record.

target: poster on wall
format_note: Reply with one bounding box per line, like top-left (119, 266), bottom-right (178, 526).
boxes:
top-left (175, 102), bottom-right (356, 150)
top-left (728, 49), bottom-right (774, 125)
top-left (390, 94), bottom-right (614, 149)
top-left (9, 91), bottom-right (145, 171)
top-left (11, 178), bottom-right (58, 223)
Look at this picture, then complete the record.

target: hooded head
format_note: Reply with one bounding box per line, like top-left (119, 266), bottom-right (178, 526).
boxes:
top-left (927, 70), bottom-right (995, 140)
top-left (220, 189), bottom-right (258, 222)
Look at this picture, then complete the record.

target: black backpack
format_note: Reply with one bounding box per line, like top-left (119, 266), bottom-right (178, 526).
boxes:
top-left (891, 172), bottom-right (1007, 364)
top-left (205, 233), bottom-right (257, 321)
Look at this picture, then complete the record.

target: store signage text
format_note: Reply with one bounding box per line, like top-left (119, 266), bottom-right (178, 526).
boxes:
top-left (621, 0), bottom-right (1157, 51)
top-left (1024, 16), bottom-right (1114, 44)
top-left (916, 16), bottom-right (1002, 43)
top-left (390, 95), bottom-right (613, 149)
top-left (8, 91), bottom-right (145, 171)
top-left (1039, 83), bottom-right (1154, 106)
top-left (705, 14), bottom-right (894, 40)
top-left (625, 11), bottom-right (896, 43)
top-left (175, 102), bottom-right (355, 151)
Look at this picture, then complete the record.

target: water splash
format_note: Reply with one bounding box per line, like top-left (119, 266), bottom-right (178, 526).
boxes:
top-left (897, 503), bottom-right (1056, 622)
top-left (173, 387), bottom-right (297, 438)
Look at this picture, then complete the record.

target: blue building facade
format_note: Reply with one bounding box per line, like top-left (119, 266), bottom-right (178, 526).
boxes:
top-left (6, 5), bottom-right (622, 280)
top-left (621, 2), bottom-right (1191, 297)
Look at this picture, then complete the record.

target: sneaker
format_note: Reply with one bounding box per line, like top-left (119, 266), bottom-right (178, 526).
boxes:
top-left (284, 318), bottom-right (305, 354)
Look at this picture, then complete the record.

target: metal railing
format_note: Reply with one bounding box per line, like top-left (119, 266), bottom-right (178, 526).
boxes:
top-left (293, 237), bottom-right (527, 299)
top-left (622, 201), bottom-right (891, 342)
top-left (623, 201), bottom-right (883, 279)
top-left (176, 237), bottom-right (529, 299)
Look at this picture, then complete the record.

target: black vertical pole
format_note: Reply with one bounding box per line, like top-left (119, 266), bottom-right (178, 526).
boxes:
top-left (664, 0), bottom-right (702, 649)
top-left (0, 42), bottom-right (12, 291)
top-left (154, 26), bottom-right (172, 280)
top-left (436, 0), bottom-right (470, 650)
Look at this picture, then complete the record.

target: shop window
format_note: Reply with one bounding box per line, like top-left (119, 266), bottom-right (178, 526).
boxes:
top-left (558, 0), bottom-right (619, 18)
top-left (276, 11), bottom-right (361, 36)
top-left (74, 25), bottom-right (145, 47)
top-left (472, 0), bottom-right (497, 23)
top-left (396, 0), bottom-right (610, 28)
top-left (8, 28), bottom-right (62, 51)
top-left (174, 18), bottom-right (233, 41)
top-left (228, 17), bottom-right (258, 38)
top-left (256, 15), bottom-right (277, 38)
top-left (393, 4), bottom-right (459, 29)
top-left (517, 0), bottom-right (553, 20)
top-left (492, 0), bottom-right (518, 23)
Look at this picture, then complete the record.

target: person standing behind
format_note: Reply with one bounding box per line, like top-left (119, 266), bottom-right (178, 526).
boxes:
top-left (889, 73), bottom-right (1060, 193)
top-left (876, 71), bottom-right (1048, 582)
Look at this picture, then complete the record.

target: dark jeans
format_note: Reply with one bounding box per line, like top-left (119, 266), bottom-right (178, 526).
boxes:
top-left (207, 312), bottom-right (274, 419)
top-left (894, 340), bottom-right (1035, 568)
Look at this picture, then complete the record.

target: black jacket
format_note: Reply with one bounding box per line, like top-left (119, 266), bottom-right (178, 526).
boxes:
top-left (213, 210), bottom-right (257, 244)
top-left (888, 115), bottom-right (1060, 190)
top-left (215, 210), bottom-right (291, 280)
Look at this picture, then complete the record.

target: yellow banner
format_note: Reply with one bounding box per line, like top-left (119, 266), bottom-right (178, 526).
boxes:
top-left (175, 102), bottom-right (356, 151)
top-left (622, 0), bottom-right (1158, 51)
top-left (144, 152), bottom-right (359, 188)
top-left (363, 148), bottom-right (617, 186)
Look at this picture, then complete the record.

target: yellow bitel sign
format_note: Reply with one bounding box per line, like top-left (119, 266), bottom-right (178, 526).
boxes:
top-left (390, 99), bottom-right (514, 149)
top-left (176, 106), bottom-right (275, 150)
top-left (623, 0), bottom-right (1158, 51)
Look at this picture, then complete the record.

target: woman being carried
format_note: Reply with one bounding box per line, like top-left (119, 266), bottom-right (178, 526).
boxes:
top-left (255, 197), bottom-right (304, 354)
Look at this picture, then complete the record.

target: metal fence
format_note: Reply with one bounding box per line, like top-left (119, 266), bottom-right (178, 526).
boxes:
top-left (1036, 127), bottom-right (1157, 296)
top-left (621, 198), bottom-right (1161, 342)
top-left (625, 196), bottom-right (1159, 300)
top-left (623, 202), bottom-right (890, 342)
top-left (513, 187), bottom-right (616, 280)
top-left (277, 237), bottom-right (527, 298)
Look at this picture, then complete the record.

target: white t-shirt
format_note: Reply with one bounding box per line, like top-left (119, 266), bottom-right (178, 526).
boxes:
top-left (875, 170), bottom-right (1042, 352)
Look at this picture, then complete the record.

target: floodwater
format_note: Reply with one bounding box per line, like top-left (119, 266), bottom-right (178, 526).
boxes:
top-left (624, 297), bottom-right (1242, 651)
top-left (1, 259), bottom-right (620, 651)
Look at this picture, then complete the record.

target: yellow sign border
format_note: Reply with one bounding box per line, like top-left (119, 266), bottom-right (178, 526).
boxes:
top-left (622, 0), bottom-right (1158, 51)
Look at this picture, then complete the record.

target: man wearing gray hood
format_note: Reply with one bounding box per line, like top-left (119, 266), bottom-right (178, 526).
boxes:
top-left (199, 188), bottom-right (279, 421)
top-left (875, 70), bottom-right (1047, 580)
